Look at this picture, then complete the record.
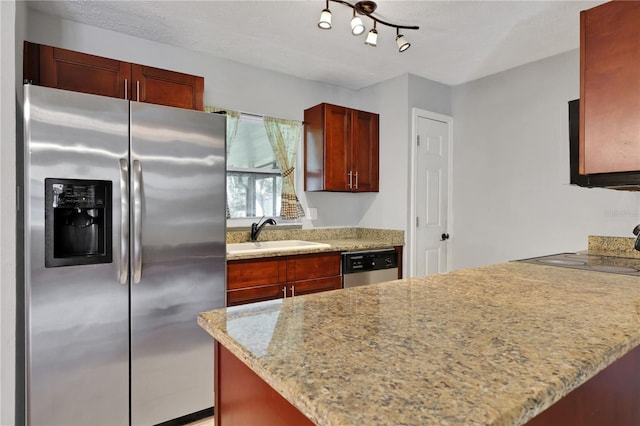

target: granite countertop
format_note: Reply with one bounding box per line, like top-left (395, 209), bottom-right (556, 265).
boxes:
top-left (199, 261), bottom-right (640, 426)
top-left (226, 227), bottom-right (404, 260)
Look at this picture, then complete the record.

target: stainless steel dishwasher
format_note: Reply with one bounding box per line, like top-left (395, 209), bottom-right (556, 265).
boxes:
top-left (342, 249), bottom-right (399, 288)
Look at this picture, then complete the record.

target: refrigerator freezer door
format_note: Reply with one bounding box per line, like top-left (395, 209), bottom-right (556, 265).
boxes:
top-left (130, 102), bottom-right (226, 424)
top-left (24, 85), bottom-right (130, 425)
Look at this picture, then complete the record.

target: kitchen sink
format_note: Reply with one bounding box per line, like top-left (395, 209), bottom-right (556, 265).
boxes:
top-left (226, 240), bottom-right (331, 255)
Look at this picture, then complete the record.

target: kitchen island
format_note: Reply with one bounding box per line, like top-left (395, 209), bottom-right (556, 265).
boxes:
top-left (198, 261), bottom-right (640, 425)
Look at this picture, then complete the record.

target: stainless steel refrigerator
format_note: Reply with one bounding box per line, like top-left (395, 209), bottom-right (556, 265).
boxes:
top-left (22, 84), bottom-right (226, 425)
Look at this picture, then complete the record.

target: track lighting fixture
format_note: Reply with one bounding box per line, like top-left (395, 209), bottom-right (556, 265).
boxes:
top-left (365, 21), bottom-right (377, 46)
top-left (395, 28), bottom-right (410, 52)
top-left (317, 0), bottom-right (419, 52)
top-left (318, 0), bottom-right (332, 29)
top-left (350, 9), bottom-right (365, 36)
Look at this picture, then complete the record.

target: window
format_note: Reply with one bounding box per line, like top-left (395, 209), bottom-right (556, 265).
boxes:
top-left (227, 115), bottom-right (282, 218)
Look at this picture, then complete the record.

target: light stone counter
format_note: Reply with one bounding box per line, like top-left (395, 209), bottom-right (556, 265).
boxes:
top-left (226, 227), bottom-right (404, 260)
top-left (199, 261), bottom-right (640, 425)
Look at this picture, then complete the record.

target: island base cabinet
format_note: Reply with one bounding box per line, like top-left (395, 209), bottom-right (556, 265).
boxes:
top-left (215, 342), bottom-right (314, 426)
top-left (527, 344), bottom-right (640, 425)
top-left (213, 341), bottom-right (640, 426)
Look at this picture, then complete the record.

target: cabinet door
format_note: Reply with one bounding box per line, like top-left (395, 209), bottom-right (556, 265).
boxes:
top-left (580, 1), bottom-right (640, 174)
top-left (37, 44), bottom-right (130, 99)
top-left (227, 257), bottom-right (286, 306)
top-left (289, 276), bottom-right (342, 297)
top-left (286, 252), bottom-right (341, 282)
top-left (352, 110), bottom-right (380, 192)
top-left (132, 64), bottom-right (204, 111)
top-left (324, 104), bottom-right (352, 191)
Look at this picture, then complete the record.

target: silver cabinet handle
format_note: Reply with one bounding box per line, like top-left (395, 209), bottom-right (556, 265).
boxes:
top-left (136, 81), bottom-right (140, 102)
top-left (282, 287), bottom-right (287, 298)
top-left (290, 285), bottom-right (295, 297)
top-left (348, 171), bottom-right (353, 189)
top-left (118, 158), bottom-right (129, 285)
top-left (132, 160), bottom-right (143, 283)
top-left (124, 79), bottom-right (128, 100)
top-left (354, 171), bottom-right (358, 190)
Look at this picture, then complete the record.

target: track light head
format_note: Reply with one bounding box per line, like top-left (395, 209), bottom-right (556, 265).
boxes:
top-left (318, 8), bottom-right (332, 29)
top-left (350, 10), bottom-right (365, 36)
top-left (396, 29), bottom-right (410, 52)
top-left (365, 22), bottom-right (378, 46)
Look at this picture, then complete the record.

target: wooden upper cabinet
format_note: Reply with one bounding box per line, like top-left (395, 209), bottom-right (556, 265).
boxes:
top-left (31, 43), bottom-right (130, 99)
top-left (24, 42), bottom-right (204, 111)
top-left (580, 1), bottom-right (640, 174)
top-left (352, 109), bottom-right (379, 192)
top-left (304, 103), bottom-right (379, 192)
top-left (131, 64), bottom-right (204, 110)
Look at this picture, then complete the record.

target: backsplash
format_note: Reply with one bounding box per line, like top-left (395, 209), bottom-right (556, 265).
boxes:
top-left (588, 236), bottom-right (640, 259)
top-left (227, 227), bottom-right (404, 245)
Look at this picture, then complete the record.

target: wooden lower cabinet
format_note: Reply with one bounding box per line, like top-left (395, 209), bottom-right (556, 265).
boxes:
top-left (214, 342), bottom-right (640, 426)
top-left (226, 252), bottom-right (342, 306)
top-left (215, 342), bottom-right (314, 426)
top-left (527, 344), bottom-right (640, 425)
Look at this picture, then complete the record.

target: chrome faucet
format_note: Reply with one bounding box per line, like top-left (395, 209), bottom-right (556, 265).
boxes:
top-left (250, 217), bottom-right (277, 242)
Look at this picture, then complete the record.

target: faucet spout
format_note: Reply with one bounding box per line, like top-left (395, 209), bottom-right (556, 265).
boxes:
top-left (250, 217), bottom-right (277, 242)
top-left (633, 224), bottom-right (640, 252)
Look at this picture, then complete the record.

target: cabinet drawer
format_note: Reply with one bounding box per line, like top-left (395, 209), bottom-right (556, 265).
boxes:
top-left (289, 276), bottom-right (342, 297)
top-left (227, 257), bottom-right (286, 290)
top-left (227, 284), bottom-right (285, 306)
top-left (286, 252), bottom-right (341, 281)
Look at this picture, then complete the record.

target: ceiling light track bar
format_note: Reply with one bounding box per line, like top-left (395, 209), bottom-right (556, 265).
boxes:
top-left (329, 0), bottom-right (419, 31)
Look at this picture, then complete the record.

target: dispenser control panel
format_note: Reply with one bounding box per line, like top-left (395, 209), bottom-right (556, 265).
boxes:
top-left (51, 182), bottom-right (106, 209)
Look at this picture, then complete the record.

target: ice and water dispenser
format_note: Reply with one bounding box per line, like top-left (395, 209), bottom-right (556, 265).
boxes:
top-left (44, 178), bottom-right (112, 267)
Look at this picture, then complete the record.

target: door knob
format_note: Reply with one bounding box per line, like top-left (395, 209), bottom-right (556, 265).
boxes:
top-left (440, 233), bottom-right (450, 241)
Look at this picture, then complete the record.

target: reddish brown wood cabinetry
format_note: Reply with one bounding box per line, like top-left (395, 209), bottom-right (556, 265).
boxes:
top-left (304, 103), bottom-right (379, 192)
top-left (131, 64), bottom-right (204, 110)
top-left (227, 252), bottom-right (342, 306)
top-left (24, 42), bottom-right (204, 111)
top-left (579, 1), bottom-right (640, 175)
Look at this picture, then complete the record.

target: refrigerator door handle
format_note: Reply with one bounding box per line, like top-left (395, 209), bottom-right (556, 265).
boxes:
top-left (133, 159), bottom-right (143, 283)
top-left (118, 158), bottom-right (129, 284)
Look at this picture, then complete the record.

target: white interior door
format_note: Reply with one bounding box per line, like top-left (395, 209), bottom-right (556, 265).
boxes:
top-left (412, 111), bottom-right (452, 277)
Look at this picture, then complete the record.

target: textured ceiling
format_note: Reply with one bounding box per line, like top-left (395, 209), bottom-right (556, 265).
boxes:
top-left (26, 0), bottom-right (605, 90)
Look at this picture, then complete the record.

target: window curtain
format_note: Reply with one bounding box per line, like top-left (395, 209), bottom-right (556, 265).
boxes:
top-left (205, 106), bottom-right (240, 218)
top-left (263, 117), bottom-right (305, 219)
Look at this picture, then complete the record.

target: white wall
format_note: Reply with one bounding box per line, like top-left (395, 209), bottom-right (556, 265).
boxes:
top-left (0, 3), bottom-right (15, 423)
top-left (451, 50), bottom-right (640, 270)
top-left (27, 9), bottom-right (414, 230)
